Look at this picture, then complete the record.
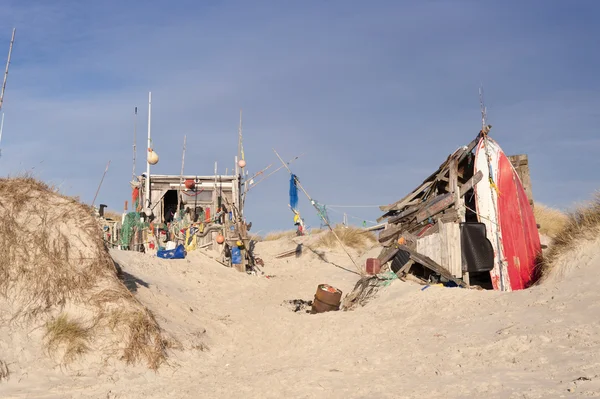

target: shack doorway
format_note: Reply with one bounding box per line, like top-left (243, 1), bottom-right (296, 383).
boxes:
top-left (163, 190), bottom-right (180, 223)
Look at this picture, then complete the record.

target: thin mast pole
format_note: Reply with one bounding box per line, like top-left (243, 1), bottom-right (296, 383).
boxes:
top-left (145, 92), bottom-right (152, 209)
top-left (245, 153), bottom-right (305, 194)
top-left (273, 149), bottom-right (362, 275)
top-left (92, 160), bottom-right (111, 208)
top-left (176, 135), bottom-right (187, 216)
top-left (0, 113), bottom-right (4, 145)
top-left (0, 28), bottom-right (16, 112)
top-left (132, 106), bottom-right (137, 179)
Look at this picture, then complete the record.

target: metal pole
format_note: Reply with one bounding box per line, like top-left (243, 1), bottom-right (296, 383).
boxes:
top-left (132, 106), bottom-right (137, 180)
top-left (92, 160), bottom-right (111, 208)
top-left (0, 28), bottom-right (16, 112)
top-left (145, 92), bottom-right (152, 209)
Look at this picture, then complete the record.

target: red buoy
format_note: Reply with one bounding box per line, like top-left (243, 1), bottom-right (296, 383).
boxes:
top-left (184, 179), bottom-right (195, 190)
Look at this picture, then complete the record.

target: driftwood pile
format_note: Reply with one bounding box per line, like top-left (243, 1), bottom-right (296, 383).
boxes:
top-left (374, 131), bottom-right (491, 287)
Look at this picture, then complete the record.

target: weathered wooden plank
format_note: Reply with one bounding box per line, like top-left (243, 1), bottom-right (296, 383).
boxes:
top-left (380, 181), bottom-right (433, 212)
top-left (377, 247), bottom-right (399, 264)
top-left (439, 208), bottom-right (459, 223)
top-left (440, 221), bottom-right (462, 278)
top-left (378, 224), bottom-right (403, 243)
top-left (459, 170), bottom-right (483, 197)
top-left (398, 244), bottom-right (467, 287)
top-left (458, 136), bottom-right (480, 164)
top-left (395, 259), bottom-right (415, 277)
top-left (388, 204), bottom-right (420, 224)
top-left (415, 193), bottom-right (455, 223)
top-left (449, 159), bottom-right (458, 194)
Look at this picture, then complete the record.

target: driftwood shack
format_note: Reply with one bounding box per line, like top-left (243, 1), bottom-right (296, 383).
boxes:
top-left (131, 171), bottom-right (253, 271)
top-left (376, 128), bottom-right (539, 291)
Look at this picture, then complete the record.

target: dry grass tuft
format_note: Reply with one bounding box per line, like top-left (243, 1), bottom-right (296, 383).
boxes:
top-left (248, 234), bottom-right (264, 242)
top-left (105, 309), bottom-right (167, 370)
top-left (0, 360), bottom-right (9, 382)
top-left (534, 203), bottom-right (568, 238)
top-left (538, 193), bottom-right (600, 280)
top-left (103, 210), bottom-right (122, 221)
top-left (263, 230), bottom-right (298, 241)
top-left (315, 225), bottom-right (377, 250)
top-left (45, 314), bottom-right (90, 364)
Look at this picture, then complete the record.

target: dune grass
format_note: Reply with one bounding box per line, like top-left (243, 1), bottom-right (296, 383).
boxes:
top-left (0, 177), bottom-right (169, 370)
top-left (103, 210), bottom-right (123, 221)
top-left (315, 225), bottom-right (377, 250)
top-left (45, 314), bottom-right (90, 364)
top-left (263, 230), bottom-right (298, 241)
top-left (534, 203), bottom-right (568, 238)
top-left (538, 193), bottom-right (600, 280)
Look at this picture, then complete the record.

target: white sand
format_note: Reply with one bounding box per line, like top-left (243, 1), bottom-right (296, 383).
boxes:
top-left (2, 235), bottom-right (600, 398)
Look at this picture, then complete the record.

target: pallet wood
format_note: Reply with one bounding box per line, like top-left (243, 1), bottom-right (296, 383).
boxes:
top-left (459, 170), bottom-right (483, 197)
top-left (380, 181), bottom-right (433, 212)
top-left (395, 259), bottom-right (415, 277)
top-left (377, 246), bottom-right (400, 264)
top-left (397, 244), bottom-right (467, 287)
top-left (378, 224), bottom-right (403, 243)
top-left (439, 221), bottom-right (462, 278)
top-left (415, 193), bottom-right (455, 223)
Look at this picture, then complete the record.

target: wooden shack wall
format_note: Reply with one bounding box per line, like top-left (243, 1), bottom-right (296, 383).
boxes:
top-left (416, 221), bottom-right (462, 278)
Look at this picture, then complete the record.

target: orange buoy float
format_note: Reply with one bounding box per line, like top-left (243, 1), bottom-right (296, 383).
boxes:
top-left (238, 159), bottom-right (246, 168)
top-left (184, 179), bottom-right (195, 190)
top-left (216, 234), bottom-right (225, 244)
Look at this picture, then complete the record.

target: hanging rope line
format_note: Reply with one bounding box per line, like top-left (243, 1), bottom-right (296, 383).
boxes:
top-left (326, 207), bottom-right (378, 225)
top-left (274, 149), bottom-right (363, 276)
top-left (326, 205), bottom-right (382, 208)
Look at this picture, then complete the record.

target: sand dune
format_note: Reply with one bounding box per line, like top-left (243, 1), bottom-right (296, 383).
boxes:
top-left (2, 226), bottom-right (600, 398)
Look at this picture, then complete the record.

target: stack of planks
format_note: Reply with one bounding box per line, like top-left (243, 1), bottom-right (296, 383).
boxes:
top-left (375, 132), bottom-right (489, 287)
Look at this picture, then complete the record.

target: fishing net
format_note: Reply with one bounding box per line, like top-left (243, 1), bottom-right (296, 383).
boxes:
top-left (341, 272), bottom-right (398, 310)
top-left (314, 201), bottom-right (330, 228)
top-left (120, 212), bottom-right (148, 247)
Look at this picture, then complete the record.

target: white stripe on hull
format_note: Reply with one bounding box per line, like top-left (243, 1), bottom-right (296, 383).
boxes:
top-left (474, 137), bottom-right (511, 291)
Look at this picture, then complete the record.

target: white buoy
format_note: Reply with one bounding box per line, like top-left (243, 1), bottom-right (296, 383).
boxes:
top-left (147, 150), bottom-right (159, 165)
top-left (238, 159), bottom-right (246, 168)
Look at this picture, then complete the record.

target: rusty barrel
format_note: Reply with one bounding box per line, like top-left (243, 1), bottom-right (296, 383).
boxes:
top-left (311, 284), bottom-right (342, 314)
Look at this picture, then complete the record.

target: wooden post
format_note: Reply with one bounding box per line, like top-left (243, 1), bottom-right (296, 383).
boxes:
top-left (450, 159), bottom-right (468, 284)
top-left (508, 154), bottom-right (534, 209)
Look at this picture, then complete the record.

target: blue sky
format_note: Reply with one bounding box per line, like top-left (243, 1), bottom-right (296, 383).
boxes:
top-left (0, 0), bottom-right (598, 233)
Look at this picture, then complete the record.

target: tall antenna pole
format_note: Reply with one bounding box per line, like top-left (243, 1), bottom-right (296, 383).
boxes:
top-left (238, 109), bottom-right (243, 164)
top-left (0, 28), bottom-right (15, 112)
top-left (145, 92), bottom-right (152, 209)
top-left (479, 85), bottom-right (487, 130)
top-left (0, 112), bottom-right (4, 157)
top-left (92, 160), bottom-right (111, 208)
top-left (176, 135), bottom-right (187, 216)
top-left (132, 106), bottom-right (138, 179)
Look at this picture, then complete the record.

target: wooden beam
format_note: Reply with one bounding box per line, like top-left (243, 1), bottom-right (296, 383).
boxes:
top-left (397, 245), bottom-right (467, 287)
top-left (388, 204), bottom-right (420, 224)
top-left (459, 170), bottom-right (483, 197)
top-left (377, 247), bottom-right (400, 264)
top-left (380, 181), bottom-right (433, 212)
top-left (378, 224), bottom-right (403, 243)
top-left (415, 193), bottom-right (455, 223)
top-left (395, 259), bottom-right (415, 277)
